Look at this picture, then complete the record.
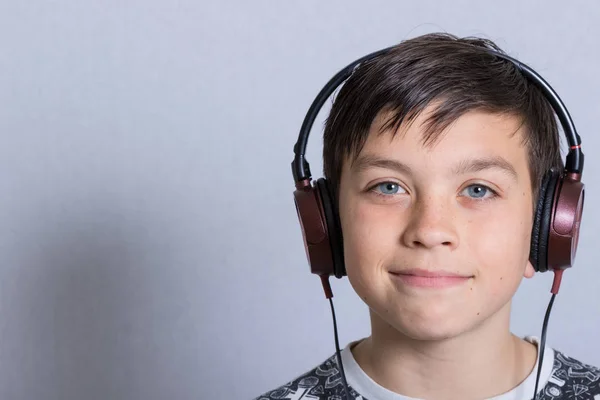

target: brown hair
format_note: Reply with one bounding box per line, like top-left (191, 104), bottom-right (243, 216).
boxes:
top-left (322, 33), bottom-right (563, 205)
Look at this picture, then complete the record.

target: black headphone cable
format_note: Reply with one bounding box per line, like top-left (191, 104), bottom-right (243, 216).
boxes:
top-left (532, 269), bottom-right (563, 400)
top-left (321, 275), bottom-right (351, 400)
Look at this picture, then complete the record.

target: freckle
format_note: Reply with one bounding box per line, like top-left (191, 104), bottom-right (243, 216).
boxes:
top-left (500, 277), bottom-right (503, 280)
top-left (477, 312), bottom-right (480, 315)
top-left (470, 287), bottom-right (473, 291)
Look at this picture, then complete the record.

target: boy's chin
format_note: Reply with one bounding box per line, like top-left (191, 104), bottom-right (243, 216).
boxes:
top-left (372, 309), bottom-right (482, 342)
top-left (397, 323), bottom-right (475, 342)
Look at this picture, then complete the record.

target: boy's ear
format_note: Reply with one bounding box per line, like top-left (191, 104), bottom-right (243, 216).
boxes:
top-left (524, 261), bottom-right (536, 279)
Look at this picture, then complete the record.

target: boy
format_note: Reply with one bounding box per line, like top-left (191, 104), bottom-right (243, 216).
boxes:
top-left (254, 33), bottom-right (599, 399)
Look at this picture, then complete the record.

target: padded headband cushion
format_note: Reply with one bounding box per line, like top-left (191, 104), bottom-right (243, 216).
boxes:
top-left (316, 178), bottom-right (345, 278)
top-left (530, 169), bottom-right (560, 272)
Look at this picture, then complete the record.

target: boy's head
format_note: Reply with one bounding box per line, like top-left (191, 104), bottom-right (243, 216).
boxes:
top-left (324, 33), bottom-right (563, 202)
top-left (322, 33), bottom-right (564, 340)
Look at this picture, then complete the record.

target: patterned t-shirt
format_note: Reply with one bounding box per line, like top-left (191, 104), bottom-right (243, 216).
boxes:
top-left (253, 339), bottom-right (600, 400)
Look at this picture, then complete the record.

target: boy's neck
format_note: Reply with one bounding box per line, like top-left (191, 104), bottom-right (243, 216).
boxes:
top-left (351, 305), bottom-right (538, 400)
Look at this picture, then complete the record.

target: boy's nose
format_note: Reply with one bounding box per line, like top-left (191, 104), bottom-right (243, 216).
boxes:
top-left (401, 199), bottom-right (459, 250)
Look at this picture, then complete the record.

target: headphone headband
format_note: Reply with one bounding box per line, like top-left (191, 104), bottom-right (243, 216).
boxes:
top-left (291, 46), bottom-right (584, 183)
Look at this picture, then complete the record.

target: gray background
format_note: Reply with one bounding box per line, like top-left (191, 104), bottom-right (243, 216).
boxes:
top-left (0, 1), bottom-right (598, 399)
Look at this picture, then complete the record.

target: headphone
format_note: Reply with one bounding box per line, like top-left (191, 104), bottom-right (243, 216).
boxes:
top-left (291, 45), bottom-right (585, 285)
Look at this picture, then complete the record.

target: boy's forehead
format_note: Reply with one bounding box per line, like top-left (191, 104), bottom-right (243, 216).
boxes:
top-left (344, 106), bottom-right (528, 171)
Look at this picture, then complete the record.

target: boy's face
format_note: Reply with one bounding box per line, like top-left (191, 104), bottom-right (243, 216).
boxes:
top-left (338, 107), bottom-right (536, 341)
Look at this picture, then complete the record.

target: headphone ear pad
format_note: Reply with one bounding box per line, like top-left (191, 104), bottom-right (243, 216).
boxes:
top-left (316, 178), bottom-right (346, 278)
top-left (530, 169), bottom-right (560, 272)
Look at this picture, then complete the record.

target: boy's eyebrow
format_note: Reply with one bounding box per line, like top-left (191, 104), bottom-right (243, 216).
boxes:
top-left (352, 155), bottom-right (413, 175)
top-left (453, 156), bottom-right (518, 181)
top-left (352, 154), bottom-right (518, 180)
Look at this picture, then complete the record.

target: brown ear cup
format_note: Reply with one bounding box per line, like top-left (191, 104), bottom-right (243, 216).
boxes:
top-left (292, 179), bottom-right (337, 277)
top-left (315, 178), bottom-right (346, 278)
top-left (530, 169), bottom-right (585, 273)
top-left (292, 178), bottom-right (346, 278)
top-left (547, 174), bottom-right (585, 271)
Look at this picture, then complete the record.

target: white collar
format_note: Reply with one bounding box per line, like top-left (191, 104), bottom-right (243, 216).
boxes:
top-left (340, 336), bottom-right (554, 400)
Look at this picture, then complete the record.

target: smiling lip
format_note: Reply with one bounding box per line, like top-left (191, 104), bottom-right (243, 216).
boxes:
top-left (389, 268), bottom-right (473, 288)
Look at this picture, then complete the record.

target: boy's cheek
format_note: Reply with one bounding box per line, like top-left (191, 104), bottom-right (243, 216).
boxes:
top-left (481, 274), bottom-right (522, 299)
top-left (472, 241), bottom-right (530, 297)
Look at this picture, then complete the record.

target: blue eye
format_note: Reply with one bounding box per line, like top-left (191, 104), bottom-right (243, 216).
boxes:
top-left (375, 182), bottom-right (402, 195)
top-left (463, 184), bottom-right (494, 199)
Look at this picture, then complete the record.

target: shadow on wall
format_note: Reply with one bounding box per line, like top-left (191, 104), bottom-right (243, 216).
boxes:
top-left (0, 198), bottom-right (209, 400)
